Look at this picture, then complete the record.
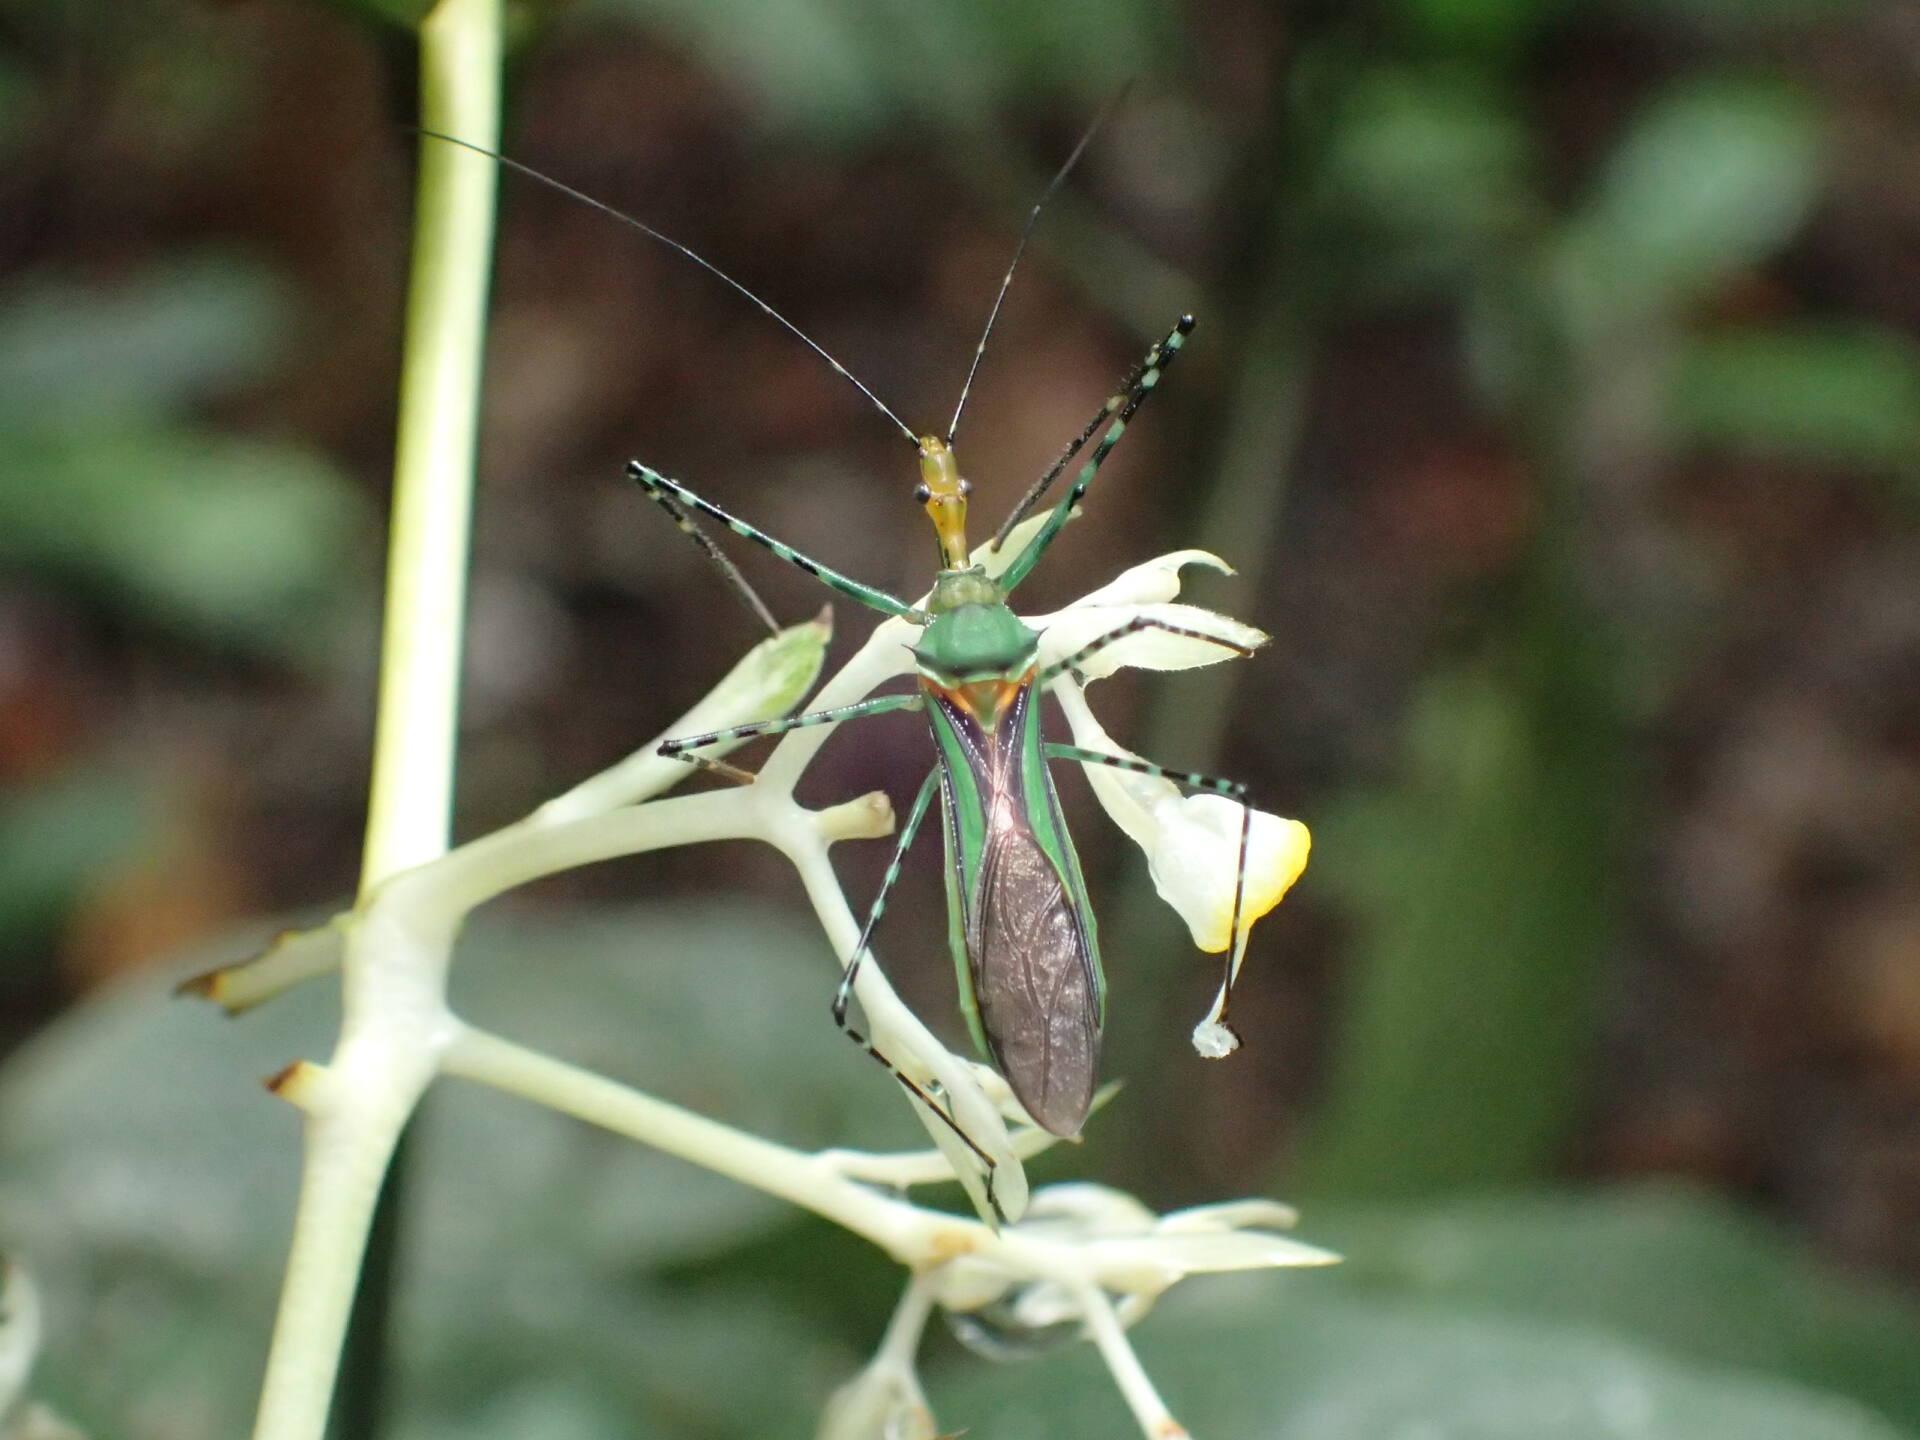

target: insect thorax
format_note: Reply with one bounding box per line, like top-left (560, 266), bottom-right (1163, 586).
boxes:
top-left (914, 582), bottom-right (1039, 690)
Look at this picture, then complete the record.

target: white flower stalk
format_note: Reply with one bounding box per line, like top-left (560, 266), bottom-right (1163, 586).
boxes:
top-left (869, 1182), bottom-right (1334, 1440)
top-left (442, 1024), bottom-right (1335, 1440)
top-left (817, 1277), bottom-right (940, 1440)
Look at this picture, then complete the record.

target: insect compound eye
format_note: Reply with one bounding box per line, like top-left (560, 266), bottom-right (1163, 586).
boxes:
top-left (914, 482), bottom-right (933, 504)
top-left (957, 476), bottom-right (972, 496)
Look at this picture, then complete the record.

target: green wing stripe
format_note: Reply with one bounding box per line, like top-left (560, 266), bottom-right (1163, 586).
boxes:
top-left (927, 691), bottom-right (992, 1056)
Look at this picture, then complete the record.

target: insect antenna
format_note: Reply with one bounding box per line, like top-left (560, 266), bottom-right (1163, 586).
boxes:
top-left (415, 129), bottom-right (921, 449)
top-left (943, 83), bottom-right (1132, 447)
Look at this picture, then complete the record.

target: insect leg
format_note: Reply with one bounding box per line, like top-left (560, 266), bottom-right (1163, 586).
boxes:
top-left (995, 315), bottom-right (1195, 592)
top-left (832, 767), bottom-right (1007, 1208)
top-left (989, 330), bottom-right (1169, 553)
top-left (629, 463), bottom-right (928, 623)
top-left (639, 483), bottom-right (780, 637)
top-left (833, 765), bottom-right (941, 1021)
top-left (661, 751), bottom-right (759, 787)
top-left (1044, 743), bottom-right (1255, 1044)
top-left (658, 691), bottom-right (923, 760)
top-left (1036, 614), bottom-right (1256, 688)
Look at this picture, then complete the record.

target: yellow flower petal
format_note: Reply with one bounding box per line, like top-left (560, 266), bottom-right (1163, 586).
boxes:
top-left (1149, 795), bottom-right (1311, 954)
top-left (1053, 685), bottom-right (1309, 953)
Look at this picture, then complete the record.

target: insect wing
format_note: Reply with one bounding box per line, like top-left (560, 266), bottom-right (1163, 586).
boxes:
top-left (929, 684), bottom-right (1100, 1137)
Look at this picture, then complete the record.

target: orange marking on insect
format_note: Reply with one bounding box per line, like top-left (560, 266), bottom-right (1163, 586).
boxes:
top-left (934, 671), bottom-right (1032, 731)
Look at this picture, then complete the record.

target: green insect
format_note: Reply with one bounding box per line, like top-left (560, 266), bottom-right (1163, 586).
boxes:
top-left (433, 113), bottom-right (1259, 1155)
top-left (645, 316), bottom-right (1255, 1142)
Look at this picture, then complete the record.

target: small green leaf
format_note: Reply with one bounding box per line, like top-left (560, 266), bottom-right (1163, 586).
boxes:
top-left (0, 255), bottom-right (288, 427)
top-left (1672, 322), bottom-right (1920, 476)
top-left (0, 427), bottom-right (366, 658)
top-left (1568, 77), bottom-right (1821, 312)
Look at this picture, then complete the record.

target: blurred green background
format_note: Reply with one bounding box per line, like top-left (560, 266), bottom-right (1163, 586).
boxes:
top-left (1, 0), bottom-right (1919, 1434)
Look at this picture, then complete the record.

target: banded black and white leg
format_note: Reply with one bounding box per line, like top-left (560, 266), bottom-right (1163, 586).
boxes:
top-left (991, 317), bottom-right (1194, 552)
top-left (829, 766), bottom-right (1008, 1214)
top-left (996, 316), bottom-right (1196, 591)
top-left (637, 482), bottom-right (782, 638)
top-left (629, 463), bottom-right (927, 624)
top-left (656, 691), bottom-right (924, 780)
top-left (1042, 742), bottom-right (1257, 1045)
top-left (1037, 613), bottom-right (1256, 692)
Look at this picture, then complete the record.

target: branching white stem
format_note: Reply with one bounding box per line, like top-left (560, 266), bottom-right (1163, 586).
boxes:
top-left (1080, 1283), bottom-right (1191, 1440)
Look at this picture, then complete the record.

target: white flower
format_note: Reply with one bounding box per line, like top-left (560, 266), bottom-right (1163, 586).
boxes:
top-left (1025, 545), bottom-right (1312, 1057)
top-left (1054, 683), bottom-right (1310, 954)
top-left (927, 1182), bottom-right (1337, 1332)
top-left (816, 1354), bottom-right (938, 1440)
top-left (820, 1182), bottom-right (1335, 1440)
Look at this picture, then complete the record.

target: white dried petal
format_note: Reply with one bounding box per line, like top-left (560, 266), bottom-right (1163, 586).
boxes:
top-left (1036, 602), bottom-right (1267, 682)
top-left (1062, 549), bottom-right (1232, 610)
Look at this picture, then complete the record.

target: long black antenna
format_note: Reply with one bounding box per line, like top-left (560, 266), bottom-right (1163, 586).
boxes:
top-left (416, 129), bottom-right (921, 449)
top-left (944, 83), bottom-right (1133, 447)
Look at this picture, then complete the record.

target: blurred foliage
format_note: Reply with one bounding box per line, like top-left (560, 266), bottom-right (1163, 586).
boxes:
top-left (1565, 77), bottom-right (1820, 316)
top-left (576, 0), bottom-right (1164, 137)
top-left (0, 253), bottom-right (366, 659)
top-left (0, 237), bottom-right (366, 1024)
top-left (1280, 29), bottom-right (1913, 1202)
top-left (2, 0), bottom-right (1919, 1429)
top-left (0, 770), bottom-right (154, 985)
top-left (1672, 322), bottom-right (1920, 491)
top-left (3, 910), bottom-right (1919, 1438)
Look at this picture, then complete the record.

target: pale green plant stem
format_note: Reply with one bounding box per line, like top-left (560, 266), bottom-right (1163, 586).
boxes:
top-left (241, 624), bottom-right (1000, 1439)
top-left (442, 1027), bottom-right (927, 1254)
top-left (439, 1023), bottom-right (1290, 1308)
top-left (250, 2), bottom-right (500, 1435)
top-left (358, 0), bottom-right (501, 889)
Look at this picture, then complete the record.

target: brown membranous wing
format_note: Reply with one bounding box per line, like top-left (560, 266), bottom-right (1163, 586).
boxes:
top-left (968, 784), bottom-right (1100, 1138)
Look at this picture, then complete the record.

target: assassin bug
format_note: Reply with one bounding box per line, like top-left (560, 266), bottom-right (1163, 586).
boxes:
top-left (648, 327), bottom-right (1256, 1139)
top-left (429, 105), bottom-right (1261, 1147)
